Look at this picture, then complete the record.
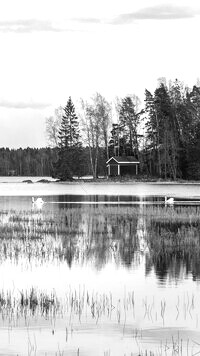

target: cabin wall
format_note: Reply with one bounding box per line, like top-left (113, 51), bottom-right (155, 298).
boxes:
top-left (108, 164), bottom-right (118, 176)
top-left (120, 165), bottom-right (137, 176)
top-left (107, 164), bottom-right (139, 176)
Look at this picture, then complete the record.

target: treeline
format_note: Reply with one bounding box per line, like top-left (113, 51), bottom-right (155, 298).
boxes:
top-left (0, 148), bottom-right (56, 176)
top-left (0, 147), bottom-right (107, 177)
top-left (104, 79), bottom-right (200, 180)
top-left (3, 78), bottom-right (200, 180)
top-left (47, 93), bottom-right (143, 180)
top-left (144, 79), bottom-right (200, 180)
top-left (47, 80), bottom-right (200, 180)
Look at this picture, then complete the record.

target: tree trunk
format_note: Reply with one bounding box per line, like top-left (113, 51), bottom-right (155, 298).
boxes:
top-left (155, 113), bottom-right (162, 177)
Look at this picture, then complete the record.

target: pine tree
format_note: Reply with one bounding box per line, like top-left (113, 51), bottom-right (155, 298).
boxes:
top-left (154, 83), bottom-right (179, 179)
top-left (53, 97), bottom-right (83, 180)
top-left (119, 96), bottom-right (143, 158)
top-left (109, 123), bottom-right (120, 157)
top-left (144, 89), bottom-right (158, 175)
top-left (183, 85), bottom-right (200, 179)
top-left (58, 97), bottom-right (81, 149)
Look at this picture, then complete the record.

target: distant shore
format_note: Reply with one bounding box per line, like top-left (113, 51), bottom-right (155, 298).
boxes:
top-left (1, 175), bottom-right (200, 185)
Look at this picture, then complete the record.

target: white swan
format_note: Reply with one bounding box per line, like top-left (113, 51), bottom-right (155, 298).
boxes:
top-left (165, 196), bottom-right (174, 205)
top-left (32, 197), bottom-right (45, 209)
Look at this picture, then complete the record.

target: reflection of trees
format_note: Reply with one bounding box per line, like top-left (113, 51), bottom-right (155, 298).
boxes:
top-left (1, 206), bottom-right (200, 282)
top-left (145, 220), bottom-right (200, 282)
top-left (0, 207), bottom-right (143, 269)
top-left (76, 208), bottom-right (140, 269)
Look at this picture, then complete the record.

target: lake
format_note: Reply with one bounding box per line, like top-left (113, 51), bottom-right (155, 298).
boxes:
top-left (2, 176), bottom-right (200, 197)
top-left (0, 180), bottom-right (200, 355)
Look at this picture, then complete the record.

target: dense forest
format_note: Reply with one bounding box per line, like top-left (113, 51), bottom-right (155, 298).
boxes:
top-left (0, 148), bottom-right (56, 176)
top-left (0, 147), bottom-right (107, 177)
top-left (2, 79), bottom-right (200, 180)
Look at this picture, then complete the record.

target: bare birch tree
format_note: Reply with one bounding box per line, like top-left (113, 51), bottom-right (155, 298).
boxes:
top-left (45, 106), bottom-right (63, 147)
top-left (79, 93), bottom-right (112, 178)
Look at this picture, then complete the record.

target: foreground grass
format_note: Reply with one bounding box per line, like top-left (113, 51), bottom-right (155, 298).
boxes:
top-left (0, 206), bottom-right (199, 356)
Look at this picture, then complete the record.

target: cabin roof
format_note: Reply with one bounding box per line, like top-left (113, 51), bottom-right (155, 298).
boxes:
top-left (106, 156), bottom-right (140, 164)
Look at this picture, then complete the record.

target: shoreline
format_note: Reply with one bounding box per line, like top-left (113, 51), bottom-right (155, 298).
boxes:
top-left (1, 175), bottom-right (200, 185)
top-left (57, 180), bottom-right (200, 185)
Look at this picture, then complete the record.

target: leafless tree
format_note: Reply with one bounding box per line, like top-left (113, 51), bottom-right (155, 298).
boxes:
top-left (45, 106), bottom-right (63, 147)
top-left (79, 93), bottom-right (112, 178)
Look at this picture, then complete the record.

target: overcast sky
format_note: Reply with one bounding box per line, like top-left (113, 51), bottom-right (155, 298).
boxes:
top-left (1, 0), bottom-right (200, 148)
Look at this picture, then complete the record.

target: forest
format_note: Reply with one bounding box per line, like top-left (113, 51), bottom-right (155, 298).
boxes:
top-left (1, 78), bottom-right (200, 180)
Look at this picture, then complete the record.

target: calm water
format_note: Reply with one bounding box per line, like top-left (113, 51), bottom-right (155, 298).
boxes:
top-left (0, 193), bottom-right (200, 355)
top-left (3, 177), bottom-right (200, 198)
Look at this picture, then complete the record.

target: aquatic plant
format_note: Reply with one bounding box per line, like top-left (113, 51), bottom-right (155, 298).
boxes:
top-left (0, 205), bottom-right (200, 277)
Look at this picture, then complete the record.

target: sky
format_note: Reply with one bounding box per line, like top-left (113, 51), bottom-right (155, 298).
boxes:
top-left (1, 0), bottom-right (200, 148)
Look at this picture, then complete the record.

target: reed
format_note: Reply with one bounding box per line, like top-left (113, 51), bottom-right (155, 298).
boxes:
top-left (0, 205), bottom-right (199, 356)
top-left (0, 205), bottom-right (200, 273)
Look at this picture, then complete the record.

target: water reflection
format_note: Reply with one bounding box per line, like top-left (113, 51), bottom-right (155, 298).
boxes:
top-left (0, 196), bottom-right (200, 283)
top-left (145, 216), bottom-right (200, 282)
top-left (0, 195), bottom-right (200, 355)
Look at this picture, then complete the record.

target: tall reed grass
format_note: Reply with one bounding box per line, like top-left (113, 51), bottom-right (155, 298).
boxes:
top-left (0, 205), bottom-right (200, 274)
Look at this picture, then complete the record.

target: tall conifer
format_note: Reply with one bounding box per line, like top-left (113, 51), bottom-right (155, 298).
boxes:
top-left (58, 97), bottom-right (81, 148)
top-left (54, 97), bottom-right (83, 180)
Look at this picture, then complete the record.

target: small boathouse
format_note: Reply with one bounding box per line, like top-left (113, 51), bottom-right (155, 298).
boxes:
top-left (106, 156), bottom-right (140, 177)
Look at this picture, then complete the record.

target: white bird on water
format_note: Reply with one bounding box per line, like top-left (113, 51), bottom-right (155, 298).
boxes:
top-left (32, 197), bottom-right (45, 209)
top-left (165, 196), bottom-right (174, 205)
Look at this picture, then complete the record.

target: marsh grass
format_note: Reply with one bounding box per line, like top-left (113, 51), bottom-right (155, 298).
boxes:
top-left (2, 205), bottom-right (200, 238)
top-left (0, 288), bottom-right (60, 321)
top-left (0, 284), bottom-right (199, 355)
top-left (0, 285), bottom-right (198, 334)
top-left (0, 205), bottom-right (200, 355)
top-left (0, 205), bottom-right (200, 272)
top-left (137, 335), bottom-right (200, 356)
